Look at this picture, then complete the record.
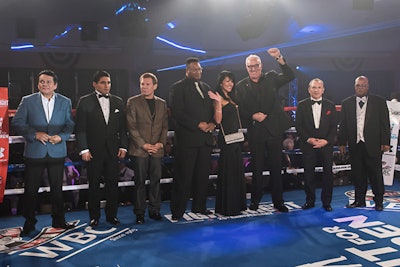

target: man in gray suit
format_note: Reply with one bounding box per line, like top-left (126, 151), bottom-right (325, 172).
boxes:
top-left (12, 70), bottom-right (75, 236)
top-left (126, 73), bottom-right (168, 224)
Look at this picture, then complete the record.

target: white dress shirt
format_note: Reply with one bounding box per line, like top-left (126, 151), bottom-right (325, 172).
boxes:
top-left (311, 98), bottom-right (322, 129)
top-left (41, 93), bottom-right (55, 123)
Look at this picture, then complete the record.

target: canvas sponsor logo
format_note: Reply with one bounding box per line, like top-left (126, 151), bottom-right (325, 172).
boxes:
top-left (0, 220), bottom-right (138, 262)
top-left (165, 201), bottom-right (302, 223)
top-left (345, 189), bottom-right (400, 206)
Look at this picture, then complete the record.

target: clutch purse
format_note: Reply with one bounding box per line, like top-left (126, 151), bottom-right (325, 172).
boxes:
top-left (223, 131), bottom-right (245, 144)
top-left (220, 105), bottom-right (244, 144)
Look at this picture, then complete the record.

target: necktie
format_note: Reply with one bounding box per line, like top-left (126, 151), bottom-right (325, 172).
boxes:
top-left (359, 100), bottom-right (364, 109)
top-left (312, 100), bottom-right (321, 105)
top-left (98, 94), bottom-right (109, 98)
top-left (194, 82), bottom-right (204, 99)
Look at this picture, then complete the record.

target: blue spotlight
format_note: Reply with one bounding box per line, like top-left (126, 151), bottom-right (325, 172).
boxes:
top-left (103, 26), bottom-right (110, 30)
top-left (296, 66), bottom-right (300, 70)
top-left (167, 22), bottom-right (176, 29)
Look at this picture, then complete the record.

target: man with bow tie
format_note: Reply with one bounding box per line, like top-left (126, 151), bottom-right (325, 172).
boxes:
top-left (75, 70), bottom-right (128, 226)
top-left (338, 75), bottom-right (390, 211)
top-left (296, 78), bottom-right (338, 212)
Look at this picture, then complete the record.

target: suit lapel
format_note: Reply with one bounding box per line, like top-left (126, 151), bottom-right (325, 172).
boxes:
top-left (34, 93), bottom-right (48, 123)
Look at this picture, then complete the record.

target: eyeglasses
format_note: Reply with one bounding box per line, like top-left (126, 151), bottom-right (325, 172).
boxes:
top-left (355, 84), bottom-right (368, 88)
top-left (246, 64), bottom-right (260, 69)
top-left (189, 68), bottom-right (203, 72)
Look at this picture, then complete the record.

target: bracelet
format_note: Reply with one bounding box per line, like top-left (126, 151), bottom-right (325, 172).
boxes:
top-left (275, 54), bottom-right (282, 60)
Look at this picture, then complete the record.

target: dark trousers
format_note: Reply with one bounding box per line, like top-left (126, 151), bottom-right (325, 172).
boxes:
top-left (86, 153), bottom-right (119, 220)
top-left (249, 134), bottom-right (284, 206)
top-left (133, 156), bottom-right (162, 216)
top-left (302, 145), bottom-right (333, 206)
top-left (351, 142), bottom-right (384, 204)
top-left (23, 156), bottom-right (66, 225)
top-left (171, 145), bottom-right (212, 217)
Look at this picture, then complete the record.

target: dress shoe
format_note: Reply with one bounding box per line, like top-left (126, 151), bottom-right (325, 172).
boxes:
top-left (149, 213), bottom-right (162, 221)
top-left (323, 205), bottom-right (333, 212)
top-left (171, 215), bottom-right (181, 221)
top-left (136, 214), bottom-right (145, 224)
top-left (301, 202), bottom-right (315, 210)
top-left (274, 203), bottom-right (289, 212)
top-left (21, 219), bottom-right (37, 236)
top-left (106, 217), bottom-right (120, 225)
top-left (90, 219), bottom-right (99, 227)
top-left (249, 203), bottom-right (259, 211)
top-left (346, 201), bottom-right (366, 208)
top-left (375, 203), bottom-right (384, 211)
top-left (200, 210), bottom-right (213, 215)
top-left (52, 222), bottom-right (75, 230)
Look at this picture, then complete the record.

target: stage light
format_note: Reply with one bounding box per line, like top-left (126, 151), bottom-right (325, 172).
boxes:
top-left (156, 36), bottom-right (206, 54)
top-left (167, 22), bottom-right (176, 29)
top-left (296, 66), bottom-right (300, 70)
top-left (103, 26), bottom-right (110, 30)
top-left (11, 43), bottom-right (34, 50)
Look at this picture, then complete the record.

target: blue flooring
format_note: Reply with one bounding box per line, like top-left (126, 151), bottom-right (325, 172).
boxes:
top-left (1, 180), bottom-right (400, 267)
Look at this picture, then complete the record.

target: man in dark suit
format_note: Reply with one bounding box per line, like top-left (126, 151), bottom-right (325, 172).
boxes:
top-left (12, 70), bottom-right (75, 235)
top-left (338, 75), bottom-right (390, 211)
top-left (295, 78), bottom-right (337, 212)
top-left (126, 72), bottom-right (168, 224)
top-left (75, 70), bottom-right (128, 226)
top-left (169, 57), bottom-right (216, 220)
top-left (236, 48), bottom-right (295, 212)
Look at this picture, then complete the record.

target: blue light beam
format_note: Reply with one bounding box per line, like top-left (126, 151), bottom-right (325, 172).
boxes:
top-left (156, 36), bottom-right (206, 54)
top-left (157, 19), bottom-right (400, 72)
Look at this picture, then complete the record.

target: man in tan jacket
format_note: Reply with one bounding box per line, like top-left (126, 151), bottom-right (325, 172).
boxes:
top-left (126, 72), bottom-right (168, 224)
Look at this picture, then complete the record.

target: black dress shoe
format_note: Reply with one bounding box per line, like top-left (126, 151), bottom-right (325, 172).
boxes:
top-left (52, 222), bottom-right (75, 230)
top-left (249, 203), bottom-right (259, 211)
top-left (149, 213), bottom-right (162, 221)
top-left (21, 219), bottom-right (37, 236)
top-left (90, 219), bottom-right (99, 227)
top-left (200, 210), bottom-right (213, 215)
top-left (136, 214), bottom-right (145, 224)
top-left (375, 203), bottom-right (384, 211)
top-left (346, 201), bottom-right (366, 208)
top-left (106, 217), bottom-right (120, 225)
top-left (274, 204), bottom-right (289, 212)
top-left (171, 215), bottom-right (181, 221)
top-left (323, 205), bottom-right (333, 212)
top-left (301, 202), bottom-right (315, 210)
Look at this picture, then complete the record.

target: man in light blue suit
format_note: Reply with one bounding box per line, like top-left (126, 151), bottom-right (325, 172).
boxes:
top-left (12, 70), bottom-right (75, 236)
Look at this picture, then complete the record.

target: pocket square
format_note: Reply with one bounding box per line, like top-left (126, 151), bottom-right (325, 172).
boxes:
top-left (114, 109), bottom-right (120, 113)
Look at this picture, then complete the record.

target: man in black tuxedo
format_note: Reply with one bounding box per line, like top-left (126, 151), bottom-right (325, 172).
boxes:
top-left (236, 48), bottom-right (295, 212)
top-left (296, 78), bottom-right (337, 212)
top-left (338, 75), bottom-right (390, 211)
top-left (169, 57), bottom-right (216, 220)
top-left (75, 70), bottom-right (128, 226)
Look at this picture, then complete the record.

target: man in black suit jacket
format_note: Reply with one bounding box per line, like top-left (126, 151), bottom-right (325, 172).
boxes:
top-left (338, 75), bottom-right (390, 211)
top-left (169, 57), bottom-right (216, 220)
top-left (75, 70), bottom-right (128, 226)
top-left (236, 48), bottom-right (295, 212)
top-left (296, 78), bottom-right (337, 212)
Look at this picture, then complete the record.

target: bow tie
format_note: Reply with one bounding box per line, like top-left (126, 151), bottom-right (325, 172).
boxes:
top-left (312, 100), bottom-right (321, 105)
top-left (98, 94), bottom-right (109, 98)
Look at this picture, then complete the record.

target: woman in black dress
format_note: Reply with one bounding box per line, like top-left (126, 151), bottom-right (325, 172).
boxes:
top-left (208, 71), bottom-right (247, 216)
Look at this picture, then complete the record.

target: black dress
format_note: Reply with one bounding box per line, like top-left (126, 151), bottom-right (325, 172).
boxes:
top-left (215, 103), bottom-right (247, 216)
